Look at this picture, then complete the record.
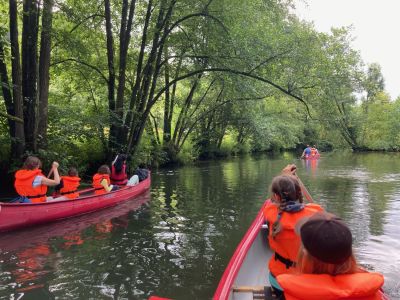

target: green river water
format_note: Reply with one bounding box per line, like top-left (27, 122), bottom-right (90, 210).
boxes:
top-left (0, 152), bottom-right (399, 299)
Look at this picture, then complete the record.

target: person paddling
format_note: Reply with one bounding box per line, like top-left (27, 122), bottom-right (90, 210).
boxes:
top-left (14, 156), bottom-right (60, 203)
top-left (110, 154), bottom-right (128, 185)
top-left (263, 164), bottom-right (323, 297)
top-left (276, 212), bottom-right (385, 300)
top-left (55, 167), bottom-right (81, 200)
top-left (300, 145), bottom-right (311, 159)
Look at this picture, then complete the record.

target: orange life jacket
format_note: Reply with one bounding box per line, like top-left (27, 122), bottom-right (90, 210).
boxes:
top-left (310, 148), bottom-right (317, 156)
top-left (92, 173), bottom-right (111, 195)
top-left (60, 176), bottom-right (81, 199)
top-left (277, 272), bottom-right (384, 300)
top-left (14, 169), bottom-right (48, 203)
top-left (263, 202), bottom-right (323, 276)
top-left (110, 164), bottom-right (128, 185)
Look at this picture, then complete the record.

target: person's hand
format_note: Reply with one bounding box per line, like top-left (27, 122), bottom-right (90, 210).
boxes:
top-left (52, 161), bottom-right (59, 169)
top-left (281, 164), bottom-right (297, 176)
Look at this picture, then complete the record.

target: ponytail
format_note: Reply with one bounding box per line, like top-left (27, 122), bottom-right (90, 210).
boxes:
top-left (270, 175), bottom-right (304, 238)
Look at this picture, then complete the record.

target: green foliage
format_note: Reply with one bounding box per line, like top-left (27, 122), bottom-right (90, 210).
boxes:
top-left (1, 0), bottom-right (399, 176)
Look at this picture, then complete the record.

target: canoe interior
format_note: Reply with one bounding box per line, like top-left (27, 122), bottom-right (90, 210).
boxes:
top-left (229, 228), bottom-right (272, 300)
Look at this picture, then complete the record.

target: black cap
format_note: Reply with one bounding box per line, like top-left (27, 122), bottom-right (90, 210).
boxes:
top-left (298, 212), bottom-right (353, 264)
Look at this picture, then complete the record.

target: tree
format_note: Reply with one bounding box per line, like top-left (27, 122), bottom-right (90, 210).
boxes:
top-left (0, 0), bottom-right (54, 158)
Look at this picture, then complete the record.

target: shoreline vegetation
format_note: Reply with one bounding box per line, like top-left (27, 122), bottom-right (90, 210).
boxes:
top-left (1, 1), bottom-right (399, 192)
top-left (2, 146), bottom-right (400, 197)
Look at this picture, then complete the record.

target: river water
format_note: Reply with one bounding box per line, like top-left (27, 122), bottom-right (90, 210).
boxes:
top-left (0, 152), bottom-right (399, 299)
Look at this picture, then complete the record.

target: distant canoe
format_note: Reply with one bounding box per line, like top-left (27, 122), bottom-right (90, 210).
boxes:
top-left (0, 173), bottom-right (151, 233)
top-left (303, 154), bottom-right (320, 160)
top-left (213, 199), bottom-right (389, 300)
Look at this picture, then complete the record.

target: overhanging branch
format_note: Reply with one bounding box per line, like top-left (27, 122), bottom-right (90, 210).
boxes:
top-left (51, 58), bottom-right (109, 83)
top-left (152, 67), bottom-right (312, 116)
top-left (0, 111), bottom-right (24, 123)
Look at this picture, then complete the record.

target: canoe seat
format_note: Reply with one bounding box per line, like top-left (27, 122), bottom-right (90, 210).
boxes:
top-left (232, 285), bottom-right (274, 300)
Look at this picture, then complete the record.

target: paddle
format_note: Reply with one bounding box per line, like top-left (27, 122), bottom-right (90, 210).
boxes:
top-left (296, 176), bottom-right (314, 203)
top-left (282, 164), bottom-right (313, 203)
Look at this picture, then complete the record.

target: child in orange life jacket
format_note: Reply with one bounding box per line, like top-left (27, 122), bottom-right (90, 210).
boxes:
top-left (110, 154), bottom-right (128, 185)
top-left (276, 212), bottom-right (384, 300)
top-left (92, 165), bottom-right (118, 195)
top-left (310, 145), bottom-right (319, 157)
top-left (14, 156), bottom-right (61, 203)
top-left (54, 168), bottom-right (81, 200)
top-left (263, 164), bottom-right (323, 297)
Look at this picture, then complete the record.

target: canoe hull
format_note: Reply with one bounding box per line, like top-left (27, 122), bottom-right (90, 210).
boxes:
top-left (214, 200), bottom-right (271, 300)
top-left (0, 174), bottom-right (150, 232)
top-left (303, 154), bottom-right (320, 160)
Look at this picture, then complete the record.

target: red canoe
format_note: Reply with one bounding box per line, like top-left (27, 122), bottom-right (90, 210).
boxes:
top-left (302, 154), bottom-right (320, 160)
top-left (213, 200), bottom-right (389, 300)
top-left (0, 173), bottom-right (151, 233)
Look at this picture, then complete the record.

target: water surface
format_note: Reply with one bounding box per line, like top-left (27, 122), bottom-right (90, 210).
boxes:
top-left (0, 152), bottom-right (399, 299)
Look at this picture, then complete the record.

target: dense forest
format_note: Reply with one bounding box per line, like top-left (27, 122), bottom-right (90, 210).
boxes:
top-left (1, 0), bottom-right (399, 177)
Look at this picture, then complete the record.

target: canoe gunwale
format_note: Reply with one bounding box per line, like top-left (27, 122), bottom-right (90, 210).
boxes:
top-left (213, 200), bottom-right (270, 300)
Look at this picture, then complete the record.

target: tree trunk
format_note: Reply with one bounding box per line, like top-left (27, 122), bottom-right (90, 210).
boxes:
top-left (163, 47), bottom-right (171, 144)
top-left (9, 0), bottom-right (25, 157)
top-left (104, 0), bottom-right (116, 155)
top-left (172, 75), bottom-right (200, 144)
top-left (22, 0), bottom-right (39, 152)
top-left (0, 44), bottom-right (15, 138)
top-left (121, 0), bottom-right (153, 146)
top-left (37, 0), bottom-right (54, 150)
top-left (115, 0), bottom-right (136, 122)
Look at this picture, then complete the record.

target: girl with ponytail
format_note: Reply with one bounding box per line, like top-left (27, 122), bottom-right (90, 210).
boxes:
top-left (263, 164), bottom-right (323, 297)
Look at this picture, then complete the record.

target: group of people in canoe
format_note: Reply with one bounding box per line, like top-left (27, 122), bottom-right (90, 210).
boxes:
top-left (300, 144), bottom-right (319, 159)
top-left (263, 164), bottom-right (384, 300)
top-left (13, 155), bottom-right (148, 203)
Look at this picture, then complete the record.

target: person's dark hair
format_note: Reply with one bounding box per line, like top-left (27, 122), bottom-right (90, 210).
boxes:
top-left (270, 175), bottom-right (303, 204)
top-left (270, 175), bottom-right (303, 238)
top-left (113, 154), bottom-right (127, 174)
top-left (138, 163), bottom-right (146, 169)
top-left (23, 156), bottom-right (42, 170)
top-left (68, 167), bottom-right (78, 177)
top-left (98, 165), bottom-right (111, 175)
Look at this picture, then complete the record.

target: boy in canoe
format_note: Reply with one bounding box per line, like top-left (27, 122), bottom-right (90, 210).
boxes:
top-left (300, 145), bottom-right (311, 159)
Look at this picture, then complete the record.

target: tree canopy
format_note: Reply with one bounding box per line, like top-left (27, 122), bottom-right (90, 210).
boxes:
top-left (0, 0), bottom-right (398, 173)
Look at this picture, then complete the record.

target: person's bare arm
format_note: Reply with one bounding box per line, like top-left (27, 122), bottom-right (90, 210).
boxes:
top-left (100, 178), bottom-right (113, 192)
top-left (41, 162), bottom-right (60, 186)
top-left (281, 164), bottom-right (297, 176)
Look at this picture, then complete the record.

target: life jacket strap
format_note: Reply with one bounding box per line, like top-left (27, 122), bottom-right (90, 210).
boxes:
top-left (274, 252), bottom-right (296, 269)
top-left (25, 194), bottom-right (46, 199)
